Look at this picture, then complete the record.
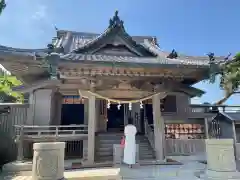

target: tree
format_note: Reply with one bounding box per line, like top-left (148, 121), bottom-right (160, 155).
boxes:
top-left (0, 0), bottom-right (6, 15)
top-left (213, 52), bottom-right (240, 105)
top-left (0, 74), bottom-right (24, 103)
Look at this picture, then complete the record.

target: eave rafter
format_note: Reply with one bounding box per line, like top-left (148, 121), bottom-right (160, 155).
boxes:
top-left (58, 67), bottom-right (198, 80)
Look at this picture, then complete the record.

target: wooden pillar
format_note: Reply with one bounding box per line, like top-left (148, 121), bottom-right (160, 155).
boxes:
top-left (204, 117), bottom-right (209, 139)
top-left (232, 121), bottom-right (237, 143)
top-left (124, 104), bottom-right (128, 126)
top-left (84, 99), bottom-right (88, 125)
top-left (87, 95), bottom-right (96, 164)
top-left (152, 94), bottom-right (165, 161)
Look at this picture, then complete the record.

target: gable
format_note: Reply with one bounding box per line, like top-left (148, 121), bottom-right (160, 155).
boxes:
top-left (73, 11), bottom-right (156, 57)
top-left (93, 44), bottom-right (140, 56)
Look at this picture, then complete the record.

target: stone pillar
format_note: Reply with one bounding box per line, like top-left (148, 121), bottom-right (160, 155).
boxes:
top-left (16, 126), bottom-right (24, 162)
top-left (86, 95), bottom-right (96, 164)
top-left (82, 140), bottom-right (88, 161)
top-left (32, 142), bottom-right (65, 180)
top-left (203, 139), bottom-right (240, 180)
top-left (152, 94), bottom-right (165, 161)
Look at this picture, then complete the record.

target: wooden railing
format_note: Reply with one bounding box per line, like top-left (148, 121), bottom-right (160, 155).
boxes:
top-left (165, 139), bottom-right (205, 155)
top-left (14, 125), bottom-right (88, 141)
top-left (14, 125), bottom-right (88, 160)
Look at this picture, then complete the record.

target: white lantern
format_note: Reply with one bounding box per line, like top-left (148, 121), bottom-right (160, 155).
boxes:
top-left (140, 101), bottom-right (143, 109)
top-left (117, 102), bottom-right (121, 110)
top-left (107, 100), bottom-right (111, 109)
top-left (129, 102), bottom-right (132, 110)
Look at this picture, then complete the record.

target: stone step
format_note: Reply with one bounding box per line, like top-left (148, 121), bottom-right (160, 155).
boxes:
top-left (95, 155), bottom-right (113, 162)
top-left (95, 134), bottom-right (155, 162)
top-left (95, 152), bottom-right (155, 156)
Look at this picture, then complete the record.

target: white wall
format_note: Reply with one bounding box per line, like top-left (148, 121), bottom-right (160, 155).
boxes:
top-left (26, 89), bottom-right (53, 126)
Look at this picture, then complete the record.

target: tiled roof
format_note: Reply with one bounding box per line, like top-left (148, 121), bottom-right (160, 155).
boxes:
top-left (60, 53), bottom-right (210, 66)
top-left (52, 30), bottom-right (228, 65)
top-left (221, 112), bottom-right (240, 121)
top-left (53, 30), bottom-right (154, 53)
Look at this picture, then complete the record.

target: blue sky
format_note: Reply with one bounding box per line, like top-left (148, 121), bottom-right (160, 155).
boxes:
top-left (0, 0), bottom-right (239, 104)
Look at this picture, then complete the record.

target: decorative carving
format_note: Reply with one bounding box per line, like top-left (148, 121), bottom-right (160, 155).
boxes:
top-left (207, 52), bottom-right (215, 62)
top-left (224, 52), bottom-right (231, 61)
top-left (36, 152), bottom-right (58, 178)
top-left (207, 52), bottom-right (219, 83)
top-left (167, 49), bottom-right (178, 59)
top-left (47, 43), bottom-right (64, 54)
top-left (109, 10), bottom-right (124, 27)
top-left (151, 37), bottom-right (159, 46)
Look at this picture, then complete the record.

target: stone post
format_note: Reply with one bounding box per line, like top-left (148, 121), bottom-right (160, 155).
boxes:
top-left (32, 142), bottom-right (65, 180)
top-left (203, 139), bottom-right (240, 180)
top-left (16, 125), bottom-right (24, 162)
top-left (82, 140), bottom-right (88, 161)
top-left (152, 94), bottom-right (165, 161)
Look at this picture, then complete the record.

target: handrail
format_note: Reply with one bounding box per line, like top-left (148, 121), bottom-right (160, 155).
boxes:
top-left (14, 125), bottom-right (88, 138)
top-left (14, 125), bottom-right (87, 128)
top-left (144, 120), bottom-right (155, 150)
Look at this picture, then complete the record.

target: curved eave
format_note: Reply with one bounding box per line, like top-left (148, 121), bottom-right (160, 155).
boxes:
top-left (72, 25), bottom-right (115, 52)
top-left (0, 45), bottom-right (48, 54)
top-left (59, 53), bottom-right (210, 68)
top-left (142, 40), bottom-right (230, 64)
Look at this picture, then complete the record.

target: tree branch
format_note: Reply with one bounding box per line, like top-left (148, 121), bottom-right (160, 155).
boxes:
top-left (214, 91), bottom-right (234, 105)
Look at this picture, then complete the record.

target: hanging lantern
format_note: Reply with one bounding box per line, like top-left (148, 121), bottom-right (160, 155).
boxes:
top-left (129, 102), bottom-right (132, 110)
top-left (107, 100), bottom-right (111, 109)
top-left (117, 102), bottom-right (121, 110)
top-left (140, 101), bottom-right (143, 109)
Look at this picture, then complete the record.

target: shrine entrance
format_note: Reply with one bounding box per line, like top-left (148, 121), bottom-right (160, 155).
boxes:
top-left (61, 96), bottom-right (84, 125)
top-left (107, 104), bottom-right (125, 132)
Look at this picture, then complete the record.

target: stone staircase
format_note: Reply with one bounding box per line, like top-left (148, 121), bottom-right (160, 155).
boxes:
top-left (95, 133), bottom-right (155, 162)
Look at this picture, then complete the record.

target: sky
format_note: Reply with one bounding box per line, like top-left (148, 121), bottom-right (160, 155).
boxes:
top-left (0, 0), bottom-right (239, 105)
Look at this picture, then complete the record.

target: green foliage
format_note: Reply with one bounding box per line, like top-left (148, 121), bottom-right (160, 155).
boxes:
top-left (0, 0), bottom-right (6, 15)
top-left (214, 52), bottom-right (240, 104)
top-left (220, 53), bottom-right (240, 92)
top-left (0, 75), bottom-right (24, 102)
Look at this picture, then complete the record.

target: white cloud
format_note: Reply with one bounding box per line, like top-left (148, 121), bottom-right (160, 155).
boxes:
top-left (0, 0), bottom-right (55, 48)
top-left (31, 5), bottom-right (47, 20)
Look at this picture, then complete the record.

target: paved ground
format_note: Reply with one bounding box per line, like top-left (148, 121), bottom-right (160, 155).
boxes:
top-left (0, 161), bottom-right (206, 180)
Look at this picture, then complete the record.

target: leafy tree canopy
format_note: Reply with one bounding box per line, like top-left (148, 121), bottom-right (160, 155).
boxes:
top-left (0, 0), bottom-right (6, 15)
top-left (213, 52), bottom-right (240, 105)
top-left (0, 75), bottom-right (24, 103)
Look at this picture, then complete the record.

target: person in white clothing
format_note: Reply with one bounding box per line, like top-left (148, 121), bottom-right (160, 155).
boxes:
top-left (123, 121), bottom-right (137, 168)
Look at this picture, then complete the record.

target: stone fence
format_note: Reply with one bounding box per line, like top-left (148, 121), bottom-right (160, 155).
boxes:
top-left (165, 139), bottom-right (206, 155)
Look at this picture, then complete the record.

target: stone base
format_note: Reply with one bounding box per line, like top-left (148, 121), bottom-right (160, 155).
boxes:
top-left (2, 161), bottom-right (32, 172)
top-left (64, 168), bottom-right (121, 180)
top-left (201, 169), bottom-right (240, 180)
top-left (3, 159), bottom-right (83, 173)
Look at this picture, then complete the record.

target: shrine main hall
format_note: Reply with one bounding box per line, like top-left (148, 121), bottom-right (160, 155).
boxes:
top-left (0, 11), bottom-right (229, 164)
